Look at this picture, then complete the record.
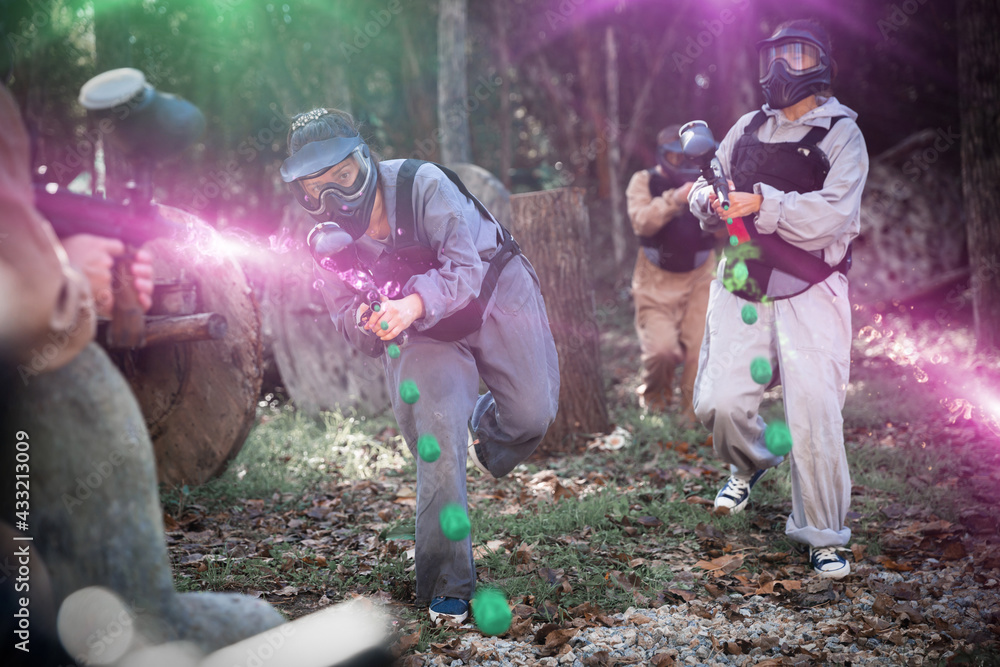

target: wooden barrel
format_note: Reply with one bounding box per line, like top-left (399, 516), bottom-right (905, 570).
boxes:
top-left (107, 205), bottom-right (263, 488)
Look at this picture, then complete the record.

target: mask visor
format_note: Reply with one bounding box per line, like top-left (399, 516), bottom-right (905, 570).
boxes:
top-left (288, 145), bottom-right (372, 215)
top-left (759, 41), bottom-right (823, 78)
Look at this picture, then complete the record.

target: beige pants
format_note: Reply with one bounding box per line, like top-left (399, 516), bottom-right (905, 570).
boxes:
top-left (632, 249), bottom-right (715, 416)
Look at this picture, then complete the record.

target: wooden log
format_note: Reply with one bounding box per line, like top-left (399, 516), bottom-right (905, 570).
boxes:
top-left (509, 187), bottom-right (610, 453)
top-left (101, 313), bottom-right (228, 349)
top-left (108, 206), bottom-right (263, 487)
top-left (262, 204), bottom-right (391, 415)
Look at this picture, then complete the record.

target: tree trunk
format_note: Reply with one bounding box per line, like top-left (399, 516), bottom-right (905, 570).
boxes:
top-left (438, 0), bottom-right (471, 164)
top-left (959, 0), bottom-right (1000, 352)
top-left (604, 26), bottom-right (626, 270)
top-left (493, 2), bottom-right (513, 189)
top-left (509, 188), bottom-right (610, 453)
top-left (93, 3), bottom-right (134, 200)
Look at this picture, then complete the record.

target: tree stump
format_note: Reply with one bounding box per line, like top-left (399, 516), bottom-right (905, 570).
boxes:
top-left (110, 206), bottom-right (263, 488)
top-left (509, 187), bottom-right (610, 453)
top-left (447, 162), bottom-right (512, 229)
top-left (262, 204), bottom-right (391, 415)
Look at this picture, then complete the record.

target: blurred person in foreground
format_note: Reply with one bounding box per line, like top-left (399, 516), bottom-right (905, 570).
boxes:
top-left (688, 19), bottom-right (869, 579)
top-left (0, 82), bottom-right (154, 665)
top-left (626, 125), bottom-right (718, 424)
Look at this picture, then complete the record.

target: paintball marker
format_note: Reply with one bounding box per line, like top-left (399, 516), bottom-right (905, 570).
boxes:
top-left (679, 120), bottom-right (751, 245)
top-left (35, 67), bottom-right (205, 348)
top-left (308, 223), bottom-right (409, 350)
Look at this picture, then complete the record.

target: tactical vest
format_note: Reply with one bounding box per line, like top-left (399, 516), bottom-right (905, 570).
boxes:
top-left (368, 160), bottom-right (521, 342)
top-left (723, 111), bottom-right (851, 301)
top-left (640, 169), bottom-right (716, 273)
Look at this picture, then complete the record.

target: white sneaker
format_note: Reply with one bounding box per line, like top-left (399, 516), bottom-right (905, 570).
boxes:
top-left (468, 428), bottom-right (493, 478)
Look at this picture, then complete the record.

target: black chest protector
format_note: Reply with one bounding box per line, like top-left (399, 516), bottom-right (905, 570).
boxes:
top-left (368, 159), bottom-right (520, 342)
top-left (724, 111), bottom-right (850, 301)
top-left (641, 170), bottom-right (716, 273)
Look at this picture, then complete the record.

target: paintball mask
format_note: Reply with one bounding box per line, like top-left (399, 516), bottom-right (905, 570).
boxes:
top-left (280, 134), bottom-right (379, 239)
top-left (656, 124), bottom-right (702, 184)
top-left (757, 26), bottom-right (833, 109)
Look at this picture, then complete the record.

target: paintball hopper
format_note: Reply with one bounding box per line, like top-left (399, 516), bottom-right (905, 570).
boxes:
top-left (678, 120), bottom-right (716, 169)
top-left (78, 68), bottom-right (206, 161)
top-left (307, 222), bottom-right (356, 264)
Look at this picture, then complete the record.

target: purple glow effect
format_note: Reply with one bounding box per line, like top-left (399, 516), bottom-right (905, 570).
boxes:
top-left (854, 309), bottom-right (1000, 439)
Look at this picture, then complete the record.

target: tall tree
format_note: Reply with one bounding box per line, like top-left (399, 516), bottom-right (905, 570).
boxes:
top-left (958, 0), bottom-right (1000, 352)
top-left (437, 0), bottom-right (470, 164)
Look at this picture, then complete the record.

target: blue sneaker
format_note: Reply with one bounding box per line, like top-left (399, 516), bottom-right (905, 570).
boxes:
top-left (810, 547), bottom-right (851, 579)
top-left (713, 469), bottom-right (767, 514)
top-left (429, 596), bottom-right (469, 625)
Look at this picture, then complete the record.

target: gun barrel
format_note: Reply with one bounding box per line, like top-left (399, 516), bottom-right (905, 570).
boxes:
top-left (34, 184), bottom-right (183, 247)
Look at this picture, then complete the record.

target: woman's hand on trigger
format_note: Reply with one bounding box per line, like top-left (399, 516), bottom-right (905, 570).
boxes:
top-left (366, 293), bottom-right (425, 341)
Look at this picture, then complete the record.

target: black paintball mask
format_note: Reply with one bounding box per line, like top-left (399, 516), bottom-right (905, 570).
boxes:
top-left (757, 26), bottom-right (833, 110)
top-left (280, 133), bottom-right (379, 240)
top-left (656, 125), bottom-right (703, 184)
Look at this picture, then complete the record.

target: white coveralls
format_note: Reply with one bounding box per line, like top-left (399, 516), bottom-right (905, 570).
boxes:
top-left (316, 161), bottom-right (560, 604)
top-left (688, 97), bottom-right (869, 548)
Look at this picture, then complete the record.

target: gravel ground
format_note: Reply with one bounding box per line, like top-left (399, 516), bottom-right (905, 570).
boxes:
top-left (405, 558), bottom-right (1000, 666)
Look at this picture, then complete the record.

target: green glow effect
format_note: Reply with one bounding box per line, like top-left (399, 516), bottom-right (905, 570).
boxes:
top-left (380, 320), bottom-right (388, 330)
top-left (417, 434), bottom-right (440, 462)
top-left (473, 588), bottom-right (512, 636)
top-left (387, 343), bottom-right (401, 359)
top-left (765, 421), bottom-right (792, 456)
top-left (439, 503), bottom-right (470, 541)
top-left (399, 379), bottom-right (420, 404)
top-left (750, 356), bottom-right (772, 385)
top-left (741, 304), bottom-right (758, 325)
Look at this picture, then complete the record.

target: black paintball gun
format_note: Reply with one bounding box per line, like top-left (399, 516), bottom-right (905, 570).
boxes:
top-left (34, 67), bottom-right (205, 348)
top-left (307, 223), bottom-right (409, 350)
top-left (678, 120), bottom-right (751, 245)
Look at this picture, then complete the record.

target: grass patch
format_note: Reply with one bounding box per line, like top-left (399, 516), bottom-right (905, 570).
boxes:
top-left (161, 406), bottom-right (407, 513)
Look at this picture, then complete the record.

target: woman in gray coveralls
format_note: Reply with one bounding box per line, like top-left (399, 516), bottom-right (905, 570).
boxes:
top-left (280, 109), bottom-right (560, 625)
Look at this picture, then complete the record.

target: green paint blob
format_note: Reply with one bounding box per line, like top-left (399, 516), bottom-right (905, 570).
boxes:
top-left (399, 379), bottom-right (420, 404)
top-left (372, 303), bottom-right (381, 312)
top-left (439, 503), bottom-right (471, 541)
top-left (417, 434), bottom-right (441, 462)
top-left (473, 588), bottom-right (512, 636)
top-left (387, 343), bottom-right (401, 359)
top-left (726, 217), bottom-right (733, 225)
top-left (741, 304), bottom-right (758, 325)
top-left (732, 260), bottom-right (749, 288)
top-left (380, 320), bottom-right (389, 331)
top-left (729, 235), bottom-right (738, 246)
top-left (765, 421), bottom-right (793, 456)
top-left (750, 356), bottom-right (772, 385)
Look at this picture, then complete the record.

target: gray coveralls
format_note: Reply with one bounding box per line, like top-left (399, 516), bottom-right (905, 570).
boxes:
top-left (317, 161), bottom-right (560, 603)
top-left (688, 97), bottom-right (869, 548)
